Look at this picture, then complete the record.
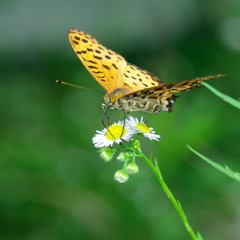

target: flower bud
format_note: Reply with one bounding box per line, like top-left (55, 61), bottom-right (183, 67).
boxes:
top-left (114, 170), bottom-right (129, 183)
top-left (116, 152), bottom-right (128, 161)
top-left (126, 163), bottom-right (139, 174)
top-left (99, 148), bottom-right (116, 162)
top-left (132, 139), bottom-right (141, 151)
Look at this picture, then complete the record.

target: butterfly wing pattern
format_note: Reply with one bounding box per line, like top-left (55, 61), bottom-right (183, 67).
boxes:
top-left (68, 28), bottom-right (224, 114)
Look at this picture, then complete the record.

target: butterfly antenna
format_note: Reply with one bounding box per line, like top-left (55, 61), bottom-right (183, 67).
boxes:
top-left (56, 80), bottom-right (104, 94)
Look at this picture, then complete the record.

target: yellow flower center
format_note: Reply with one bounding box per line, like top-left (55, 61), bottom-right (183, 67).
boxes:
top-left (105, 125), bottom-right (126, 140)
top-left (136, 123), bottom-right (150, 133)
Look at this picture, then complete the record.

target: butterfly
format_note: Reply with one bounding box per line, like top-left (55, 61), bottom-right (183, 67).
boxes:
top-left (68, 28), bottom-right (224, 114)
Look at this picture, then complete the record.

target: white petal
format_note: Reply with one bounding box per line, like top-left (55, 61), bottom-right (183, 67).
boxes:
top-left (92, 121), bottom-right (136, 148)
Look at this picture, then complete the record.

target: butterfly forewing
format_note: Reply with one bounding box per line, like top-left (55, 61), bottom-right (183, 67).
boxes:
top-left (68, 29), bottom-right (127, 93)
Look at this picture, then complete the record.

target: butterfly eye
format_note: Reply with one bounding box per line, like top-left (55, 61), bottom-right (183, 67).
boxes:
top-left (104, 94), bottom-right (110, 104)
top-left (104, 94), bottom-right (118, 104)
top-left (110, 95), bottom-right (119, 103)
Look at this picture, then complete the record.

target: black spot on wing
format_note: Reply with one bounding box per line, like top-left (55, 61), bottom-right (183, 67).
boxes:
top-left (123, 82), bottom-right (131, 88)
top-left (103, 65), bottom-right (110, 70)
top-left (112, 64), bottom-right (118, 70)
top-left (88, 66), bottom-right (98, 69)
top-left (72, 40), bottom-right (79, 45)
top-left (86, 60), bottom-right (96, 64)
top-left (94, 55), bottom-right (102, 60)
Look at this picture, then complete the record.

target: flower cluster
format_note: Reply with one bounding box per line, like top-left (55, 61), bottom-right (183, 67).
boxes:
top-left (92, 116), bottom-right (160, 183)
top-left (92, 116), bottom-right (160, 148)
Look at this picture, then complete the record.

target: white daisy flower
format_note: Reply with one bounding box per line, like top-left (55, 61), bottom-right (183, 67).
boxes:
top-left (92, 121), bottom-right (135, 148)
top-left (126, 116), bottom-right (160, 141)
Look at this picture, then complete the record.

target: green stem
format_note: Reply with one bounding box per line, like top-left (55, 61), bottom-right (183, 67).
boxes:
top-left (136, 149), bottom-right (200, 240)
top-left (119, 142), bottom-right (200, 239)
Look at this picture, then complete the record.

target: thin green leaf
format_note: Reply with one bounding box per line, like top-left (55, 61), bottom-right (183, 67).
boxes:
top-left (197, 232), bottom-right (204, 240)
top-left (188, 145), bottom-right (240, 182)
top-left (203, 82), bottom-right (240, 109)
top-left (154, 159), bottom-right (161, 175)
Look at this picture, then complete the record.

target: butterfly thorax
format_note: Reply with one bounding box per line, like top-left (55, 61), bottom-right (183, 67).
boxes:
top-left (104, 89), bottom-right (177, 114)
top-left (104, 88), bottom-right (131, 104)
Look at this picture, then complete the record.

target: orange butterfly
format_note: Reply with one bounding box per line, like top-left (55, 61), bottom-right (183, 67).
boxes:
top-left (68, 28), bottom-right (224, 113)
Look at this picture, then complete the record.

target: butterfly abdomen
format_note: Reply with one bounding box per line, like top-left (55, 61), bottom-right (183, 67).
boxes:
top-left (108, 95), bottom-right (177, 113)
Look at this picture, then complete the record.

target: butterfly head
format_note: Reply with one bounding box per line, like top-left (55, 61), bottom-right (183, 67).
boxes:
top-left (104, 93), bottom-right (114, 105)
top-left (104, 88), bottom-right (129, 104)
top-left (103, 88), bottom-right (130, 111)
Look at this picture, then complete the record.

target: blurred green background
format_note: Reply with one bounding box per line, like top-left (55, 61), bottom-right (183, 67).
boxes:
top-left (0, 0), bottom-right (240, 239)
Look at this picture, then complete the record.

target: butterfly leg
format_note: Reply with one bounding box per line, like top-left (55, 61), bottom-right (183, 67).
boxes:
top-left (120, 111), bottom-right (128, 137)
top-left (101, 105), bottom-right (118, 139)
top-left (101, 105), bottom-right (110, 128)
top-left (145, 113), bottom-right (149, 126)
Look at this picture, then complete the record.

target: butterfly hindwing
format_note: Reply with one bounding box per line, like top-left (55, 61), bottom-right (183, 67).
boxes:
top-left (123, 75), bottom-right (223, 99)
